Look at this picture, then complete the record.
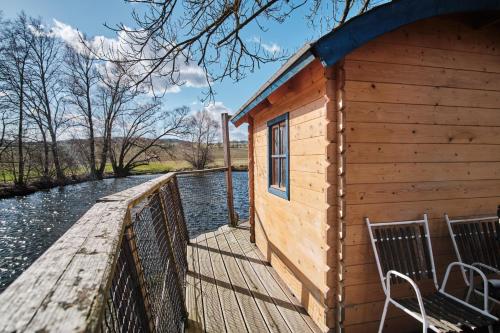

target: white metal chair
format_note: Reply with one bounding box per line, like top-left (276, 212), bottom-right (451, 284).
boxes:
top-left (445, 214), bottom-right (500, 309)
top-left (366, 214), bottom-right (498, 333)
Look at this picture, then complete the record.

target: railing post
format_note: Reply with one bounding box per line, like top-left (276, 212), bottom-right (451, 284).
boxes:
top-left (172, 176), bottom-right (190, 243)
top-left (221, 112), bottom-right (236, 227)
top-left (124, 211), bottom-right (155, 332)
top-left (156, 186), bottom-right (188, 323)
top-left (248, 116), bottom-right (255, 243)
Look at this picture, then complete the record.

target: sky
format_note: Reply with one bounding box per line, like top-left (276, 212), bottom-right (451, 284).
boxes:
top-left (0, 0), bottom-right (339, 140)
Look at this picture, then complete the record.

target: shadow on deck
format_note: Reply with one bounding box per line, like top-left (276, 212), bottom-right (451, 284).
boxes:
top-left (186, 223), bottom-right (321, 333)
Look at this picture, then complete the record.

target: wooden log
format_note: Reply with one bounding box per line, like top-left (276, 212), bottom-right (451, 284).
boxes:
top-left (221, 112), bottom-right (236, 226)
top-left (98, 172), bottom-right (176, 208)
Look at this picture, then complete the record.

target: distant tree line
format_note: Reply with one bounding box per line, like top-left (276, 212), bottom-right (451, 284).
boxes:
top-left (0, 13), bottom-right (222, 186)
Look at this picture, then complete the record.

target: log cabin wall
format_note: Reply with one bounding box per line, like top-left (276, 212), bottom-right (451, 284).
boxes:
top-left (251, 59), bottom-right (335, 331)
top-left (340, 16), bottom-right (500, 332)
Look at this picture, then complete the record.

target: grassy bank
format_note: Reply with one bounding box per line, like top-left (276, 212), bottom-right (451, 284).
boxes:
top-left (0, 146), bottom-right (248, 198)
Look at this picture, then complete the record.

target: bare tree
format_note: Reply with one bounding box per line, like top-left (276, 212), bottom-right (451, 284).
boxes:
top-left (65, 46), bottom-right (100, 178)
top-left (95, 61), bottom-right (140, 179)
top-left (183, 110), bottom-right (219, 169)
top-left (25, 18), bottom-right (69, 182)
top-left (0, 13), bottom-right (33, 185)
top-left (24, 102), bottom-right (51, 179)
top-left (110, 104), bottom-right (188, 177)
top-left (105, 0), bottom-right (375, 98)
top-left (0, 105), bottom-right (14, 162)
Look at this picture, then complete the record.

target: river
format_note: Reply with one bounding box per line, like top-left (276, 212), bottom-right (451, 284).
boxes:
top-left (0, 171), bottom-right (248, 292)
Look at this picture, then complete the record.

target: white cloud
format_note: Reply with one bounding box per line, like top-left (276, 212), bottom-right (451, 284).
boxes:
top-left (199, 102), bottom-right (248, 141)
top-left (250, 36), bottom-right (281, 54)
top-left (50, 19), bottom-right (208, 94)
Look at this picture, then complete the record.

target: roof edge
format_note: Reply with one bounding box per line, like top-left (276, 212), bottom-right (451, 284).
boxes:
top-left (232, 0), bottom-right (500, 126)
top-left (231, 45), bottom-right (316, 125)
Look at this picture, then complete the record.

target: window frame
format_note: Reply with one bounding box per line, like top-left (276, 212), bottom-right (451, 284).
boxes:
top-left (267, 113), bottom-right (290, 200)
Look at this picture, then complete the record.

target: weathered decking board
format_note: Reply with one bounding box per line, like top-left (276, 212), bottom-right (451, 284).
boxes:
top-left (185, 223), bottom-right (321, 333)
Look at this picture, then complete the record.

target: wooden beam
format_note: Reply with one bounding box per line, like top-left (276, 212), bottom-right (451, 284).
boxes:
top-left (248, 116), bottom-right (255, 243)
top-left (221, 113), bottom-right (236, 227)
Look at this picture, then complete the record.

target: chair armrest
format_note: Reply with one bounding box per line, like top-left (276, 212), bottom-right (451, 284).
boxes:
top-left (472, 262), bottom-right (500, 275)
top-left (386, 270), bottom-right (427, 322)
top-left (441, 262), bottom-right (489, 311)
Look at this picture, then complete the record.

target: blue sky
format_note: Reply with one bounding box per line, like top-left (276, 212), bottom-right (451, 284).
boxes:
top-left (0, 1), bottom-right (337, 140)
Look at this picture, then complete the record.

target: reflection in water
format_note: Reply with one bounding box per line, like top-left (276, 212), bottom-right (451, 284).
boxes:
top-left (0, 171), bottom-right (249, 292)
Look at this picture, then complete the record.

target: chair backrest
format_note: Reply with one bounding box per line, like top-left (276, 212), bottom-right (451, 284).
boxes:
top-left (366, 215), bottom-right (438, 292)
top-left (445, 214), bottom-right (500, 271)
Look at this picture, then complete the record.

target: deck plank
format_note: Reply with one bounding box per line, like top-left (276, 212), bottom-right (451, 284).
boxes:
top-left (186, 243), bottom-right (204, 332)
top-left (223, 230), bottom-right (292, 333)
top-left (231, 226), bottom-right (321, 333)
top-left (251, 243), bottom-right (323, 333)
top-left (215, 231), bottom-right (270, 333)
top-left (197, 232), bottom-right (227, 333)
top-left (205, 231), bottom-right (247, 332)
top-left (185, 224), bottom-right (321, 333)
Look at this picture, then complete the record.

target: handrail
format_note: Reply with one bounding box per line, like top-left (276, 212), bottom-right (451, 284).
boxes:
top-left (0, 171), bottom-right (192, 332)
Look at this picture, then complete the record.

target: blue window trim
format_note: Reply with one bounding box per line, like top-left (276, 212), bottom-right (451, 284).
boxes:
top-left (267, 113), bottom-right (289, 200)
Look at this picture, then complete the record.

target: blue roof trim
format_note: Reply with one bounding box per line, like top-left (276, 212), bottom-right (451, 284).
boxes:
top-left (231, 50), bottom-right (315, 124)
top-left (232, 0), bottom-right (500, 125)
top-left (315, 0), bottom-right (500, 67)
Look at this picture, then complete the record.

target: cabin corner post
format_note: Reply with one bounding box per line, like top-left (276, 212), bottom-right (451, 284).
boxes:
top-left (334, 59), bottom-right (347, 333)
top-left (221, 112), bottom-right (236, 226)
top-left (248, 115), bottom-right (256, 243)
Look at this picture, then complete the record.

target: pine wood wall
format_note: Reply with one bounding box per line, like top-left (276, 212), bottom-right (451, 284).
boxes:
top-left (341, 16), bottom-right (500, 332)
top-left (251, 59), bottom-right (334, 331)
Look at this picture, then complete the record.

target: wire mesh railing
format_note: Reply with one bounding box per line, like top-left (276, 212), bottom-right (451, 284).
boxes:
top-left (100, 175), bottom-right (189, 333)
top-left (0, 168), bottom-right (247, 332)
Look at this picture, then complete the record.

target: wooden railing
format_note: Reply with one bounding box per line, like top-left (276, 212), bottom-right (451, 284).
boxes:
top-left (0, 173), bottom-right (190, 332)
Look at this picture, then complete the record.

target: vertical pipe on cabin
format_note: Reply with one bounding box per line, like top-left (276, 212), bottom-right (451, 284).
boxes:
top-left (221, 113), bottom-right (236, 227)
top-left (324, 66), bottom-right (337, 330)
top-left (335, 60), bottom-right (347, 333)
top-left (248, 116), bottom-right (255, 243)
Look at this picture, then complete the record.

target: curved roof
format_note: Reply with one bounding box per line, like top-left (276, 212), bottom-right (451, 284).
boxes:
top-left (232, 0), bottom-right (500, 125)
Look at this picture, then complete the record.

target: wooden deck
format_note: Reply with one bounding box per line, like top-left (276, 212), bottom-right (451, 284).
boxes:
top-left (185, 223), bottom-right (321, 333)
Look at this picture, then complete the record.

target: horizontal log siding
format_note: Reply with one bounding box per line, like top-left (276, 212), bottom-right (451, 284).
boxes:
top-left (252, 60), bottom-right (332, 331)
top-left (342, 17), bottom-right (500, 332)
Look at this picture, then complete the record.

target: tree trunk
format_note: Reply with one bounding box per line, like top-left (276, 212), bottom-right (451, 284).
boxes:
top-left (88, 118), bottom-right (97, 179)
top-left (17, 89), bottom-right (24, 186)
top-left (41, 132), bottom-right (49, 179)
top-left (86, 85), bottom-right (97, 179)
top-left (48, 128), bottom-right (64, 181)
top-left (96, 129), bottom-right (111, 180)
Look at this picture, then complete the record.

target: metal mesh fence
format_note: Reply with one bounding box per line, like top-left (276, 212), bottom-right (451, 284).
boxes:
top-left (98, 169), bottom-right (248, 332)
top-left (100, 176), bottom-right (187, 333)
top-left (176, 169), bottom-right (230, 238)
top-left (100, 237), bottom-right (149, 333)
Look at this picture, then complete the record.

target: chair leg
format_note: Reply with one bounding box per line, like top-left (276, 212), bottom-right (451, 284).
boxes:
top-left (488, 325), bottom-right (493, 333)
top-left (378, 297), bottom-right (390, 333)
top-left (465, 285), bottom-right (473, 303)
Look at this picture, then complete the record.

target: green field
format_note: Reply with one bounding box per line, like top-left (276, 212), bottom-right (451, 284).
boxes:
top-left (0, 146), bottom-right (248, 183)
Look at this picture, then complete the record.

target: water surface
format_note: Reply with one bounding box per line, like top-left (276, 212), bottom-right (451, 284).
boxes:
top-left (0, 171), bottom-right (248, 292)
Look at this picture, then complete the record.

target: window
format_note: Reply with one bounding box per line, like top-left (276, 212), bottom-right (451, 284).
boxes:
top-left (267, 113), bottom-right (289, 199)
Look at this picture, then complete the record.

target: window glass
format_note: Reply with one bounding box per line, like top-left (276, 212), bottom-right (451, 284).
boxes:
top-left (268, 114), bottom-right (289, 199)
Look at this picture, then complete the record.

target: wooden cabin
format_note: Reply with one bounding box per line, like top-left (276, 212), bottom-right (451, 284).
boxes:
top-left (231, 1), bottom-right (500, 332)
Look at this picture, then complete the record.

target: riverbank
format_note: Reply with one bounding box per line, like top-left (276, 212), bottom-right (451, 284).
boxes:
top-left (0, 175), bottom-right (112, 199)
top-left (0, 164), bottom-right (248, 199)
